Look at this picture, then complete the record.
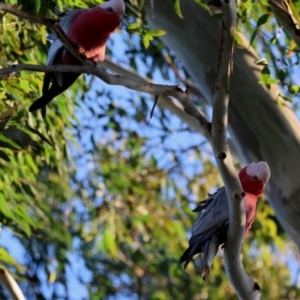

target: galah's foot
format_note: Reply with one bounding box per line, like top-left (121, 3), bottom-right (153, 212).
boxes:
top-left (75, 46), bottom-right (97, 66)
top-left (87, 57), bottom-right (100, 68)
top-left (72, 44), bottom-right (87, 61)
top-left (78, 53), bottom-right (88, 62)
top-left (91, 61), bottom-right (98, 68)
top-left (67, 41), bottom-right (87, 62)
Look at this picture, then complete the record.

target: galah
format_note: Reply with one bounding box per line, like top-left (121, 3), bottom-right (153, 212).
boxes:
top-left (29, 0), bottom-right (125, 116)
top-left (180, 161), bottom-right (270, 282)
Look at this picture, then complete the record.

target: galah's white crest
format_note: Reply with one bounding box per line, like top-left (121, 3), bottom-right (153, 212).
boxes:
top-left (29, 0), bottom-right (125, 115)
top-left (180, 161), bottom-right (270, 282)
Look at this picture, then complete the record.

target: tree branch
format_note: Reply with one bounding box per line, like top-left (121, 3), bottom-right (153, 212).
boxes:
top-left (209, 1), bottom-right (261, 299)
top-left (162, 52), bottom-right (206, 100)
top-left (0, 60), bottom-right (211, 136)
top-left (0, 267), bottom-right (25, 300)
top-left (269, 0), bottom-right (300, 48)
top-left (101, 58), bottom-right (206, 133)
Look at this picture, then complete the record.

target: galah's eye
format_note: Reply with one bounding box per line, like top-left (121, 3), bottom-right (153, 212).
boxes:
top-left (106, 7), bottom-right (114, 13)
top-left (253, 176), bottom-right (258, 180)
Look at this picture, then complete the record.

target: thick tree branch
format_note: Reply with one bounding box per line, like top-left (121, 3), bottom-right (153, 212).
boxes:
top-left (210, 1), bottom-right (261, 299)
top-left (144, 0), bottom-right (262, 295)
top-left (0, 61), bottom-right (211, 136)
top-left (269, 0), bottom-right (300, 48)
top-left (142, 0), bottom-right (261, 293)
top-left (0, 63), bottom-right (171, 92)
top-left (0, 267), bottom-right (25, 300)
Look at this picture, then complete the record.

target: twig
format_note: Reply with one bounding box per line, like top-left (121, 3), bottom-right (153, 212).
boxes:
top-left (0, 267), bottom-right (25, 300)
top-left (149, 95), bottom-right (159, 121)
top-left (162, 52), bottom-right (206, 100)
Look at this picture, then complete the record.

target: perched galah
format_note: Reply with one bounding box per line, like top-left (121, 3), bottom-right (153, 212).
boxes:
top-left (29, 0), bottom-right (125, 115)
top-left (180, 161), bottom-right (270, 282)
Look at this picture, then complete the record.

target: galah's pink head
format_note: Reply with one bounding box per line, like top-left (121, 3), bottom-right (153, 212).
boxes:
top-left (100, 0), bottom-right (125, 18)
top-left (238, 161), bottom-right (270, 196)
top-left (92, 0), bottom-right (125, 35)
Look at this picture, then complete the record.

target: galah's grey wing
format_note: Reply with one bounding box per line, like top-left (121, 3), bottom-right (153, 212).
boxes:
top-left (46, 8), bottom-right (84, 66)
top-left (191, 187), bottom-right (229, 239)
top-left (29, 9), bottom-right (83, 115)
top-left (180, 187), bottom-right (229, 275)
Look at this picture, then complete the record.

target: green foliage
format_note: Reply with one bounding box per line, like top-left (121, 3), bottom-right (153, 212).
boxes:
top-left (259, 66), bottom-right (279, 88)
top-left (236, 0), bottom-right (300, 101)
top-left (127, 23), bottom-right (166, 49)
top-left (17, 0), bottom-right (50, 15)
top-left (173, 0), bottom-right (183, 19)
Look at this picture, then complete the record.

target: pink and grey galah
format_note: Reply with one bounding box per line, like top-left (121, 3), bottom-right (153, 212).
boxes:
top-left (180, 161), bottom-right (270, 282)
top-left (29, 0), bottom-right (125, 115)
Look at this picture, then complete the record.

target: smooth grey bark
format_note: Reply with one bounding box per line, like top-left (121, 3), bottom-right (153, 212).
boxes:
top-left (144, 0), bottom-right (300, 247)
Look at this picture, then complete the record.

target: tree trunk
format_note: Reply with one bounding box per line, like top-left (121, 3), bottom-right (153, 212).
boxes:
top-left (144, 0), bottom-right (300, 247)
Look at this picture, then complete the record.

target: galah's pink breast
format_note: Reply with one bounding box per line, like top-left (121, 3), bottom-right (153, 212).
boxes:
top-left (244, 193), bottom-right (258, 237)
top-left (68, 7), bottom-right (121, 62)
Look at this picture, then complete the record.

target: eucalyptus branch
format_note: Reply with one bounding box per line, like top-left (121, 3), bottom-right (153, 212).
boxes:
top-left (0, 63), bottom-right (172, 93)
top-left (0, 59), bottom-right (211, 135)
top-left (208, 0), bottom-right (261, 299)
top-left (269, 0), bottom-right (300, 49)
top-left (0, 267), bottom-right (25, 300)
top-left (162, 52), bottom-right (206, 100)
